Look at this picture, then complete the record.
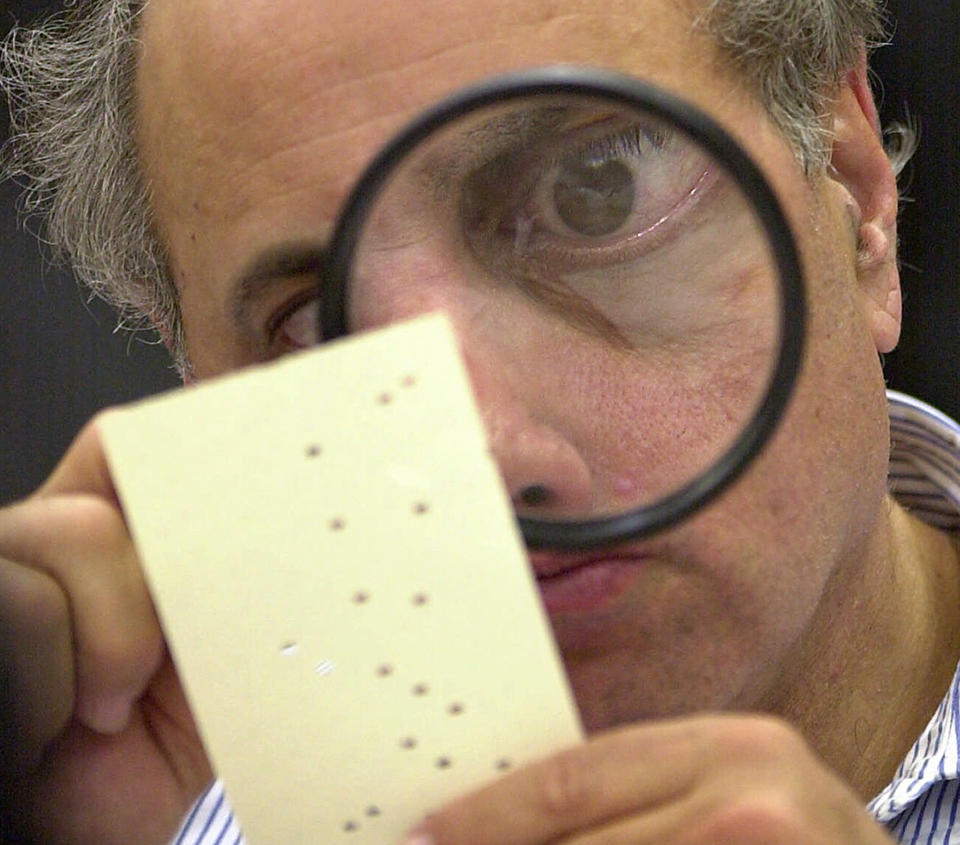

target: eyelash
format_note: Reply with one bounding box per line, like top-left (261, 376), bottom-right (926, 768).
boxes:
top-left (458, 122), bottom-right (710, 276)
top-left (266, 289), bottom-right (319, 347)
top-left (539, 124), bottom-right (669, 176)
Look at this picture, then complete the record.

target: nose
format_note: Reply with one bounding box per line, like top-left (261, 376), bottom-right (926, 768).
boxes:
top-left (351, 281), bottom-right (596, 517)
top-left (463, 342), bottom-right (596, 516)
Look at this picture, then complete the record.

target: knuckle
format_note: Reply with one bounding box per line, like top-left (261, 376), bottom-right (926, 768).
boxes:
top-left (65, 494), bottom-right (127, 547)
top-left (534, 747), bottom-right (592, 818)
top-left (80, 624), bottom-right (148, 680)
top-left (710, 713), bottom-right (807, 764)
top-left (0, 564), bottom-right (70, 643)
top-left (698, 791), bottom-right (808, 844)
top-left (0, 493), bottom-right (128, 570)
top-left (0, 568), bottom-right (75, 768)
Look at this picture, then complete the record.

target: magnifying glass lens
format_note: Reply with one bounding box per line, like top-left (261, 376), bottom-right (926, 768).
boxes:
top-left (340, 91), bottom-right (785, 533)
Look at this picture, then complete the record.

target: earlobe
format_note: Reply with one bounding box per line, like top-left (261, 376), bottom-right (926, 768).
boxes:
top-left (828, 49), bottom-right (902, 354)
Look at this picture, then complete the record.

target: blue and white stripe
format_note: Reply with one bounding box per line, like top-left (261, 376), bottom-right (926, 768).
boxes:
top-left (867, 391), bottom-right (960, 842)
top-left (867, 663), bottom-right (960, 841)
top-left (887, 390), bottom-right (960, 531)
top-left (170, 780), bottom-right (243, 845)
top-left (169, 390), bottom-right (960, 845)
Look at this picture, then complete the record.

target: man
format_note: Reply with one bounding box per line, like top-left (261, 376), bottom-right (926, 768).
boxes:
top-left (1, 0), bottom-right (958, 843)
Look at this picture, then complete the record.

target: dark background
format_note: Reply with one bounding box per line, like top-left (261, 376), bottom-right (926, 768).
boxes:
top-left (1, 0), bottom-right (178, 506)
top-left (1, 0), bottom-right (957, 506)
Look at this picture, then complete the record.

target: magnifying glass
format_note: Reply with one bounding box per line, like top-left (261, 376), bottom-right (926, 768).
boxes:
top-left (321, 67), bottom-right (805, 549)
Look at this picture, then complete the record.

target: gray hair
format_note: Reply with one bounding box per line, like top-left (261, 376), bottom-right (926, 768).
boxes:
top-left (701, 0), bottom-right (883, 167)
top-left (0, 0), bottom-right (891, 372)
top-left (0, 0), bottom-right (186, 372)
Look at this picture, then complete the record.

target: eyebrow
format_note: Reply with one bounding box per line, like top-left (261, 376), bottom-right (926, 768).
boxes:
top-left (415, 106), bottom-right (572, 193)
top-left (230, 241), bottom-right (327, 328)
top-left (224, 109), bottom-right (590, 325)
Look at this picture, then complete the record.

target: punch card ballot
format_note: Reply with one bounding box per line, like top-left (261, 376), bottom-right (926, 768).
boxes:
top-left (101, 313), bottom-right (583, 843)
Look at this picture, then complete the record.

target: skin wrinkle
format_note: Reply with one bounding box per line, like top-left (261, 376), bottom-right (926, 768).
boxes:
top-left (182, 10), bottom-right (620, 157)
top-left (149, 11), bottom-right (714, 370)
top-left (140, 3), bottom-right (740, 223)
top-left (14, 6), bottom-right (960, 840)
top-left (126, 0), bottom-right (960, 802)
top-left (0, 0), bottom-right (885, 379)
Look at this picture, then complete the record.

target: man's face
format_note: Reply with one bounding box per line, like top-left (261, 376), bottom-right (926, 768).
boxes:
top-left (137, 0), bottom-right (893, 730)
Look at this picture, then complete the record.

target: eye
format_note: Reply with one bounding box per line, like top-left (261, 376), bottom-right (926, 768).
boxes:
top-left (270, 295), bottom-right (320, 350)
top-left (527, 128), bottom-right (671, 246)
top-left (460, 123), bottom-right (711, 275)
top-left (549, 154), bottom-right (636, 237)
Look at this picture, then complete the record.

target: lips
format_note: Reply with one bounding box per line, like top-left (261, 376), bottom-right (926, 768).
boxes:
top-left (529, 550), bottom-right (652, 614)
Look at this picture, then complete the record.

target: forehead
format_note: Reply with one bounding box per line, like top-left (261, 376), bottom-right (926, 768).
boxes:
top-left (139, 0), bottom-right (707, 99)
top-left (136, 0), bottom-right (724, 218)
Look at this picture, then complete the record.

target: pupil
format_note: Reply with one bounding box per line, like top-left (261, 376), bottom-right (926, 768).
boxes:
top-left (553, 157), bottom-right (634, 237)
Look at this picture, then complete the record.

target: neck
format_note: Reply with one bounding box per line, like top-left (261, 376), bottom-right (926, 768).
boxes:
top-left (763, 499), bottom-right (960, 800)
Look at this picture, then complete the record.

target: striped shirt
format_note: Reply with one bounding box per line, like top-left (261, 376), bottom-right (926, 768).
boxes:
top-left (171, 780), bottom-right (242, 845)
top-left (171, 390), bottom-right (960, 845)
top-left (867, 391), bottom-right (960, 842)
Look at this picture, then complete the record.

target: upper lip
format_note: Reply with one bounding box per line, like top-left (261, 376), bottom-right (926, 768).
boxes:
top-left (527, 546), bottom-right (657, 579)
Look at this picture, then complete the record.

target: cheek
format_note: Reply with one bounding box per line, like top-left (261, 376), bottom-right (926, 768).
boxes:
top-left (561, 245), bottom-right (891, 720)
top-left (664, 247), bottom-right (891, 674)
top-left (538, 259), bottom-right (779, 511)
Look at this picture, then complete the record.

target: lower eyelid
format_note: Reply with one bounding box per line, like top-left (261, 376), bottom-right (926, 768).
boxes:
top-left (510, 164), bottom-right (717, 272)
top-left (269, 294), bottom-right (320, 348)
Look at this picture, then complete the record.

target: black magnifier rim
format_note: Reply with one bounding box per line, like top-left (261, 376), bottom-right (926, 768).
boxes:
top-left (321, 65), bottom-right (806, 550)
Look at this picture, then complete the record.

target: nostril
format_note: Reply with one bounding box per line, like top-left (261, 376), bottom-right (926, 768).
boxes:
top-left (518, 484), bottom-right (552, 507)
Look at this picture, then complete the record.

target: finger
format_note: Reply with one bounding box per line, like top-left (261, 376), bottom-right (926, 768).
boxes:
top-left (414, 715), bottom-right (824, 845)
top-left (0, 495), bottom-right (164, 736)
top-left (0, 555), bottom-right (74, 769)
top-left (38, 412), bottom-right (119, 504)
top-left (416, 717), bottom-right (709, 845)
top-left (555, 792), bottom-right (714, 845)
top-left (558, 783), bottom-right (896, 845)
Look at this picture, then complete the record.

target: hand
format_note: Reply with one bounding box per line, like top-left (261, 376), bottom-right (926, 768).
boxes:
top-left (0, 414), bottom-right (213, 844)
top-left (408, 714), bottom-right (895, 844)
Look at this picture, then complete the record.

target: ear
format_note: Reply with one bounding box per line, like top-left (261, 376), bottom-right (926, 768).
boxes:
top-left (828, 49), bottom-right (902, 354)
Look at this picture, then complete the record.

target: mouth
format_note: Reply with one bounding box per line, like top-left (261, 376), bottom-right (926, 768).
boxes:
top-left (529, 549), bottom-right (652, 614)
